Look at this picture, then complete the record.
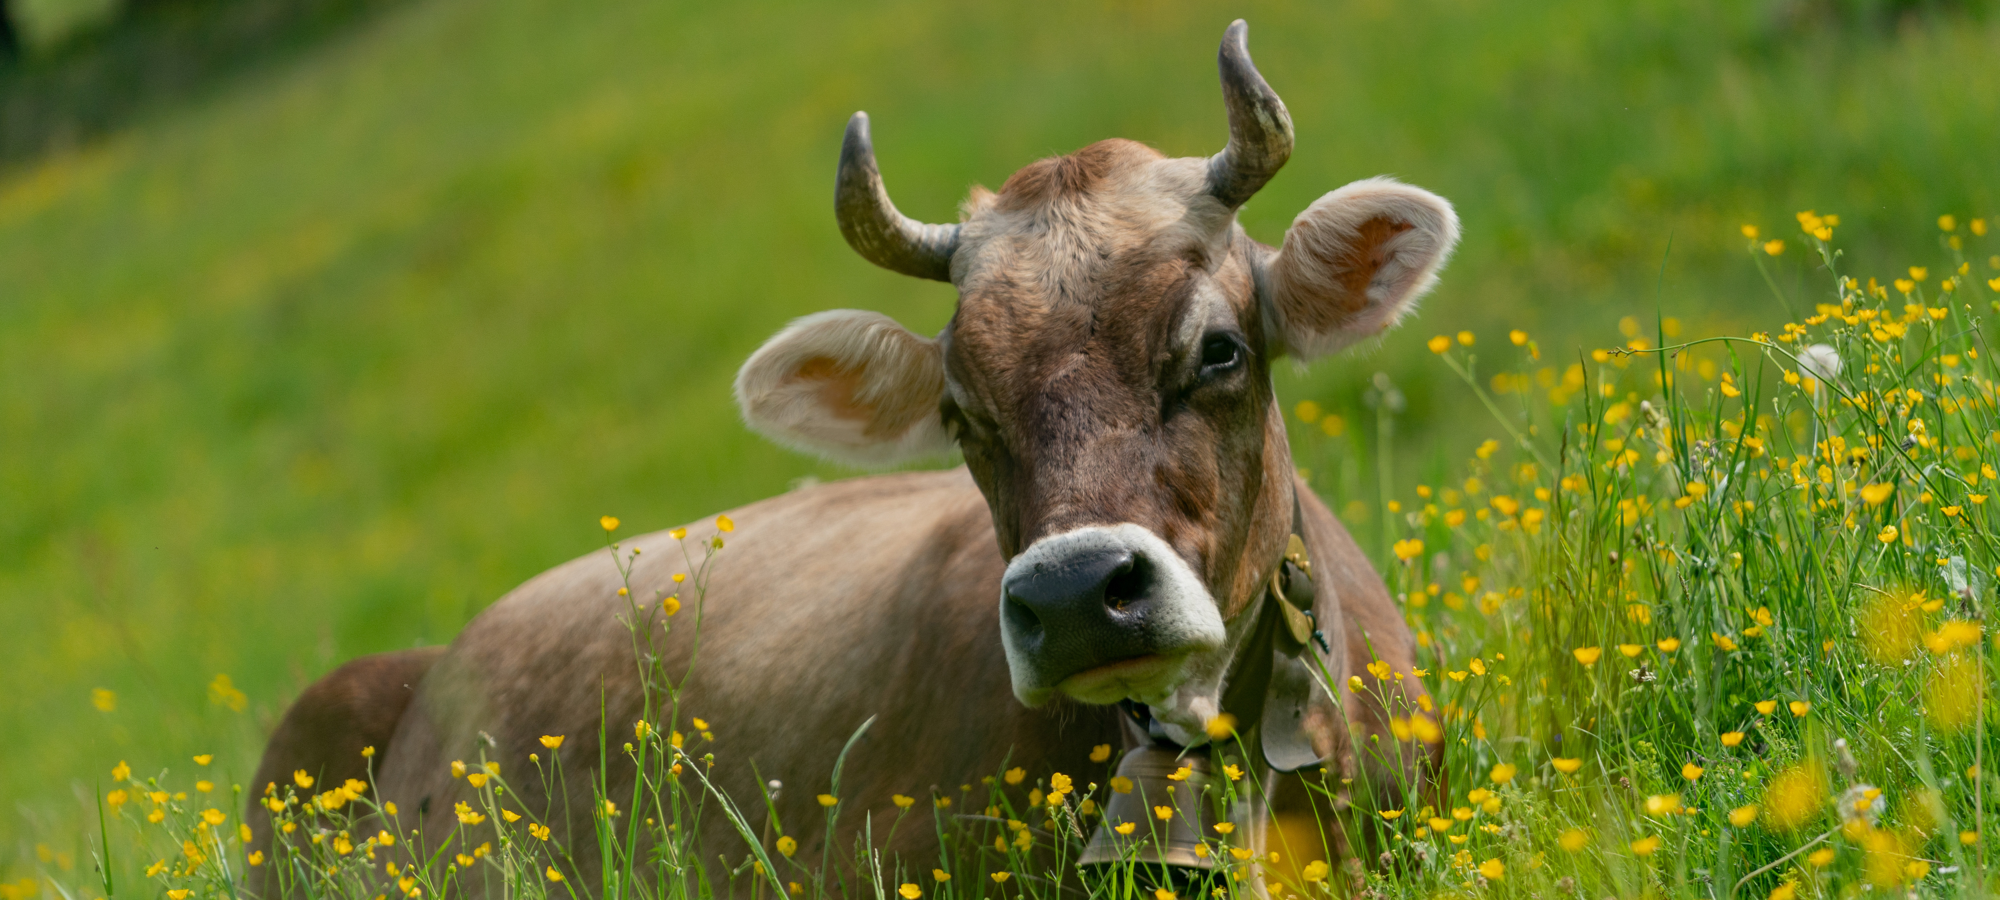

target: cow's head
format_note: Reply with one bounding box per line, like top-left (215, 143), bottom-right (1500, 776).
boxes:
top-left (738, 21), bottom-right (1457, 746)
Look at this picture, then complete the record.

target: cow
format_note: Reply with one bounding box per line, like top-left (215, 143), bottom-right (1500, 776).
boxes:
top-left (247, 19), bottom-right (1456, 898)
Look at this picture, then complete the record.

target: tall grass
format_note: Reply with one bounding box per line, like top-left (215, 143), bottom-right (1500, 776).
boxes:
top-left (11, 217), bottom-right (1996, 900)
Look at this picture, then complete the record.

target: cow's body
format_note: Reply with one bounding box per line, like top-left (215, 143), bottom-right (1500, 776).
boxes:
top-left (252, 20), bottom-right (1459, 897)
top-left (248, 469), bottom-right (1424, 892)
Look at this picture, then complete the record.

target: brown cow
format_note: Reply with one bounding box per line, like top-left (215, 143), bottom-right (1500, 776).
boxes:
top-left (248, 20), bottom-right (1454, 897)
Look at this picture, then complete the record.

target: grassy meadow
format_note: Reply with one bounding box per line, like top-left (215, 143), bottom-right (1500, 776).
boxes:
top-left (4, 0), bottom-right (2000, 892)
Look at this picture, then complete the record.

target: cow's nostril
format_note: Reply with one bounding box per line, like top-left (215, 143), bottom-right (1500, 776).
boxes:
top-left (1102, 556), bottom-right (1149, 612)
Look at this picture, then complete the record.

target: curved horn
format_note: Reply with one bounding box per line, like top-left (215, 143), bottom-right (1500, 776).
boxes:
top-left (836, 112), bottom-right (959, 282)
top-left (1206, 20), bottom-right (1294, 210)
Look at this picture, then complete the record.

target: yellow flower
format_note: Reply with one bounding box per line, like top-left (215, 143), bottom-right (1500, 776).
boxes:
top-left (501, 809), bottom-right (520, 823)
top-left (294, 770), bottom-right (315, 789)
top-left (1457, 330), bottom-right (1475, 346)
top-left (1657, 637), bottom-right (1681, 652)
top-left (247, 851), bottom-right (264, 866)
top-left (1860, 483), bottom-right (1893, 505)
top-left (1478, 858), bottom-right (1504, 881)
top-left (1489, 763), bottom-right (1517, 784)
top-left (1153, 890), bottom-right (1176, 900)
top-left (892, 794), bottom-right (916, 808)
top-left (1428, 335), bottom-right (1452, 354)
top-left (932, 869), bottom-right (951, 883)
top-left (776, 835), bottom-right (797, 857)
top-left (529, 824), bottom-right (551, 841)
top-left (1552, 758), bottom-right (1583, 774)
top-left (991, 872), bottom-right (1012, 883)
top-left (1153, 805), bottom-right (1174, 821)
top-left (1380, 809), bottom-right (1405, 821)
top-left (112, 761), bottom-right (131, 781)
top-left (1721, 731), bottom-right (1745, 747)
top-left (450, 760), bottom-right (467, 778)
top-left (467, 773), bottom-right (488, 788)
top-left (1392, 538), bottom-right (1424, 561)
top-left (540, 735), bottom-right (564, 749)
top-left (1618, 644), bottom-right (1643, 658)
top-left (1559, 829), bottom-right (1590, 852)
top-left (1789, 700), bottom-right (1811, 716)
top-left (1683, 763), bottom-right (1704, 781)
top-left (1215, 822), bottom-right (1236, 834)
top-left (1573, 646), bottom-right (1603, 666)
top-left (107, 789), bottom-right (128, 808)
top-left (546, 866), bottom-right (565, 883)
top-left (1631, 835), bottom-right (1661, 856)
top-left (1109, 776), bottom-right (1133, 794)
top-left (1911, 266), bottom-right (1929, 281)
top-left (1764, 240), bottom-right (1785, 256)
top-left (1204, 713), bottom-right (1237, 740)
top-left (1808, 847), bottom-right (1836, 867)
top-left (1167, 765), bottom-right (1192, 782)
top-left (1114, 822), bottom-right (1137, 835)
top-left (454, 802), bottom-right (486, 825)
top-left (1880, 525), bottom-right (1902, 543)
top-left (716, 514), bottom-right (735, 533)
top-left (1754, 700), bottom-right (1778, 715)
top-left (1003, 767), bottom-right (1026, 785)
top-left (1729, 805), bottom-right (1759, 827)
top-left (816, 794), bottom-right (838, 807)
top-left (168, 892), bottom-right (191, 900)
top-left (1645, 794), bottom-right (1682, 816)
top-left (202, 807), bottom-right (226, 825)
top-left (599, 516), bottom-right (620, 532)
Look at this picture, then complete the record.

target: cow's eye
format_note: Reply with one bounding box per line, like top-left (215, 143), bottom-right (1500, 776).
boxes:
top-left (1198, 332), bottom-right (1245, 377)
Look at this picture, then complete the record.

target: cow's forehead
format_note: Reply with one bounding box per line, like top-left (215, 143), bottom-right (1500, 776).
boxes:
top-left (951, 140), bottom-right (1241, 313)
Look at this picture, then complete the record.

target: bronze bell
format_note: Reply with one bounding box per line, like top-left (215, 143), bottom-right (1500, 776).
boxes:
top-left (1079, 745), bottom-right (1221, 879)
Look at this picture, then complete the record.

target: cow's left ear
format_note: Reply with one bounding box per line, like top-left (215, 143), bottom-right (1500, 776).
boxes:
top-left (735, 309), bottom-right (956, 468)
top-left (1260, 177), bottom-right (1460, 359)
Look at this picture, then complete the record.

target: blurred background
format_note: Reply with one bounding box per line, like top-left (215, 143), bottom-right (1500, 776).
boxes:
top-left (3, 0), bottom-right (1997, 865)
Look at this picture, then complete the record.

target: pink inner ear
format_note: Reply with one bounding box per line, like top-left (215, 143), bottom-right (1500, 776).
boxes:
top-left (790, 357), bottom-right (873, 424)
top-left (1333, 216), bottom-right (1414, 300)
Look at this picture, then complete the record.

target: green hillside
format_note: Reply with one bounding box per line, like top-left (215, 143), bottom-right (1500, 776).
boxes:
top-left (3, 0), bottom-right (1997, 860)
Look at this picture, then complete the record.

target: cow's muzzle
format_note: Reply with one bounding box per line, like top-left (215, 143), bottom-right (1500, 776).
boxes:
top-left (998, 524), bottom-right (1227, 706)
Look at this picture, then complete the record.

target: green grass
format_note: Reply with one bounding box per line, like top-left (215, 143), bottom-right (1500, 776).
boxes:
top-left (3, 0), bottom-right (2000, 883)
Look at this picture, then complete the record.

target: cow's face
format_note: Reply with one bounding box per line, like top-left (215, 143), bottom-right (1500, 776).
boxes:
top-left (737, 21), bottom-right (1457, 744)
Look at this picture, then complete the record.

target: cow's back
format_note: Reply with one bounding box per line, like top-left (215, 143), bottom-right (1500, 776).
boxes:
top-left (371, 467), bottom-right (1118, 888)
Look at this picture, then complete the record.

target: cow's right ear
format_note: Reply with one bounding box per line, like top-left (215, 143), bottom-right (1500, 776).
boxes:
top-left (735, 309), bottom-right (956, 468)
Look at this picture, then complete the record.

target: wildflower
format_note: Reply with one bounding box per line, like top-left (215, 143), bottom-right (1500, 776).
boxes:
top-left (600, 516), bottom-right (619, 532)
top-left (1644, 795), bottom-right (1682, 816)
top-left (1764, 240), bottom-right (1785, 256)
top-left (454, 802), bottom-right (485, 825)
top-left (1003, 767), bottom-right (1026, 785)
top-left (816, 794), bottom-right (837, 807)
top-left (1223, 764), bottom-right (1244, 781)
top-left (1510, 330), bottom-right (1528, 345)
top-left (112, 761), bottom-right (130, 781)
top-left (1656, 638), bottom-right (1681, 652)
top-left (1489, 763), bottom-right (1517, 784)
top-left (1089, 743), bottom-right (1112, 762)
top-left (991, 872), bottom-right (1012, 883)
top-left (1114, 822), bottom-right (1137, 835)
top-left (1721, 731), bottom-right (1746, 747)
top-left (1215, 822), bottom-right (1236, 834)
top-left (1618, 644), bottom-right (1643, 657)
top-left (1380, 809), bottom-right (1404, 820)
top-left (932, 869), bottom-right (952, 883)
top-left (1392, 538), bottom-right (1424, 561)
top-left (1631, 835), bottom-right (1661, 856)
top-left (1789, 700), bottom-right (1810, 716)
top-left (247, 851), bottom-right (264, 866)
top-left (1769, 883), bottom-right (1797, 900)
top-left (1153, 891), bottom-right (1176, 900)
top-left (717, 515), bottom-right (735, 533)
top-left (1962, 831), bottom-right (1979, 845)
top-left (1713, 633), bottom-right (1740, 652)
top-left (1458, 331), bottom-right (1475, 346)
top-left (294, 770), bottom-right (315, 789)
top-left (1167, 765), bottom-right (1191, 782)
top-left (1572, 646), bottom-right (1602, 666)
top-left (1110, 776), bottom-right (1133, 794)
top-left (1559, 829), bottom-right (1589, 851)
top-left (1204, 713), bottom-right (1237, 739)
top-left (1428, 335), bottom-right (1452, 354)
top-left (1349, 675), bottom-right (1365, 691)
top-left (1551, 758), bottom-right (1582, 775)
top-left (467, 773), bottom-right (488, 788)
top-left (1754, 700), bottom-right (1777, 715)
top-left (450, 760), bottom-right (467, 778)
top-left (202, 808), bottom-right (226, 825)
top-left (1860, 483), bottom-right (1893, 505)
top-left (603, 800), bottom-right (618, 817)
top-left (546, 867), bottom-right (564, 883)
top-left (1763, 762), bottom-right (1830, 831)
top-left (1469, 658), bottom-right (1487, 676)
top-left (1683, 763), bottom-right (1704, 781)
top-left (529, 824), bottom-right (550, 841)
top-left (1911, 266), bottom-right (1929, 282)
top-left (1153, 805), bottom-right (1174, 821)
